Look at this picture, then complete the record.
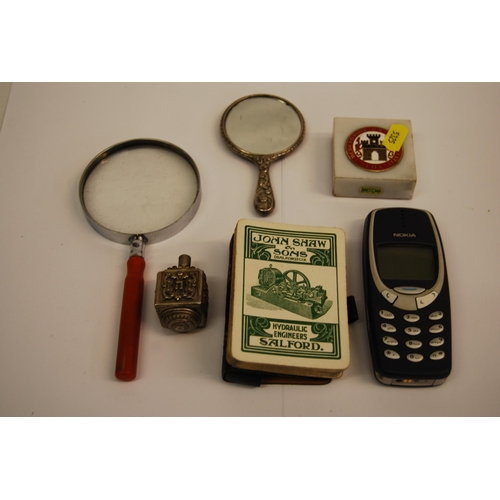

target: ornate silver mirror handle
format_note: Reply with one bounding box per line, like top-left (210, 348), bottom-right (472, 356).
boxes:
top-left (254, 157), bottom-right (275, 214)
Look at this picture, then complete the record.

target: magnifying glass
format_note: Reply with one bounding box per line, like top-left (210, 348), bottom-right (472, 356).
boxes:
top-left (79, 138), bottom-right (201, 381)
top-left (220, 94), bottom-right (305, 215)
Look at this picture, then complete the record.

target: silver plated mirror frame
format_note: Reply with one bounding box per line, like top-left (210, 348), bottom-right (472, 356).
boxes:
top-left (220, 94), bottom-right (305, 215)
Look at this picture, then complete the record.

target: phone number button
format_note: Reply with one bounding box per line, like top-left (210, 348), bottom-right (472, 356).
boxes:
top-left (384, 349), bottom-right (400, 360)
top-left (379, 310), bottom-right (395, 319)
top-left (429, 311), bottom-right (444, 321)
top-left (382, 336), bottom-right (398, 346)
top-left (429, 337), bottom-right (445, 347)
top-left (404, 327), bottom-right (421, 336)
top-left (407, 353), bottom-right (424, 362)
top-left (430, 351), bottom-right (446, 360)
top-left (405, 340), bottom-right (422, 349)
top-left (403, 314), bottom-right (420, 323)
top-left (429, 324), bottom-right (444, 334)
top-left (381, 323), bottom-right (397, 333)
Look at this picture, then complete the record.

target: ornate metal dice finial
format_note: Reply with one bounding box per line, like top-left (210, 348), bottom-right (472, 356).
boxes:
top-left (154, 255), bottom-right (209, 333)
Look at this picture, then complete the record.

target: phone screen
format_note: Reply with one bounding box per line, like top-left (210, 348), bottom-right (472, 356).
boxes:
top-left (377, 245), bottom-right (437, 282)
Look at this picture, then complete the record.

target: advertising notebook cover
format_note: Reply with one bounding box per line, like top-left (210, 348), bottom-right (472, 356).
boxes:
top-left (224, 219), bottom-right (351, 383)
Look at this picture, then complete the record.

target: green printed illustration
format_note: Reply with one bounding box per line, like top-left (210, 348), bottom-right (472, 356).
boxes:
top-left (307, 249), bottom-right (331, 266)
top-left (247, 317), bottom-right (272, 337)
top-left (310, 323), bottom-right (336, 343)
top-left (238, 223), bottom-right (345, 362)
top-left (249, 241), bottom-right (274, 260)
top-left (251, 264), bottom-right (332, 319)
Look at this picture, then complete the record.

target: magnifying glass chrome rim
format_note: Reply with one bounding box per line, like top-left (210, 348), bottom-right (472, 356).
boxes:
top-left (220, 93), bottom-right (306, 159)
top-left (79, 138), bottom-right (201, 245)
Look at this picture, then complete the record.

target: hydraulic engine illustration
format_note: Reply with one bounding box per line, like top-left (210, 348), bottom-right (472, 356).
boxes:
top-left (251, 264), bottom-right (331, 319)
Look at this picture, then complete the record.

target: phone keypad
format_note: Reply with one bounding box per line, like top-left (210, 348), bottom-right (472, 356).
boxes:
top-left (377, 309), bottom-right (448, 363)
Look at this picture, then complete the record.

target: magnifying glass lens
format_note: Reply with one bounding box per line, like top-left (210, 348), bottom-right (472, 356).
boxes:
top-left (83, 147), bottom-right (199, 236)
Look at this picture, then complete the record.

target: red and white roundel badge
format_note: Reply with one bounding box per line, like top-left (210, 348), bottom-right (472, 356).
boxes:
top-left (345, 127), bottom-right (403, 172)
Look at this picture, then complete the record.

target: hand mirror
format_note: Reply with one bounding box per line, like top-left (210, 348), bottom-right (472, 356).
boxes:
top-left (220, 94), bottom-right (305, 215)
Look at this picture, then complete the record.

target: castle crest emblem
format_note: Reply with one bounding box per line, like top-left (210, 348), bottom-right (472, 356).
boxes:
top-left (345, 127), bottom-right (403, 172)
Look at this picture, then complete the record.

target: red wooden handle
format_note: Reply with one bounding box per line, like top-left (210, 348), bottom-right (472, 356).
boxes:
top-left (115, 255), bottom-right (145, 381)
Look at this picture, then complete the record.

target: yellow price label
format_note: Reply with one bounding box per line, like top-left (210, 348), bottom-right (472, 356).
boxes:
top-left (382, 124), bottom-right (409, 152)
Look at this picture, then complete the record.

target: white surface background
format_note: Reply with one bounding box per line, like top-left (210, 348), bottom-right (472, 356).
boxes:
top-left (0, 82), bottom-right (499, 417)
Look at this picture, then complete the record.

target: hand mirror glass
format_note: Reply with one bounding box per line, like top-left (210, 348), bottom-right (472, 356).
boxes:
top-left (220, 94), bottom-right (305, 215)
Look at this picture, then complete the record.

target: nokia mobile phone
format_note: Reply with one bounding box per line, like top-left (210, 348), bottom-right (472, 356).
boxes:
top-left (362, 208), bottom-right (451, 387)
